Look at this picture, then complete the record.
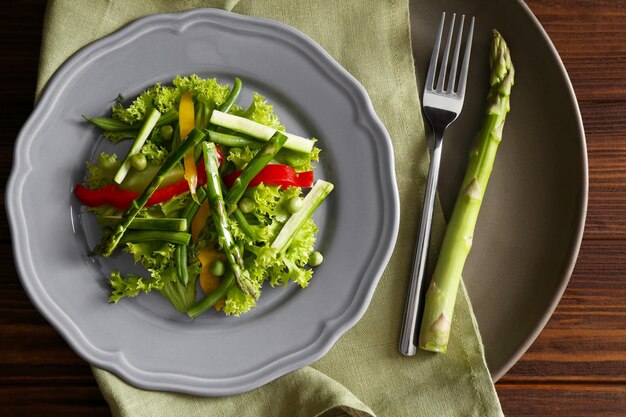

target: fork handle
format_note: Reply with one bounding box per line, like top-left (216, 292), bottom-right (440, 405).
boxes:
top-left (399, 134), bottom-right (443, 356)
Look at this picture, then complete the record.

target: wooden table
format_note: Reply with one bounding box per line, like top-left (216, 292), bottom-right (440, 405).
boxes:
top-left (1, 1), bottom-right (624, 415)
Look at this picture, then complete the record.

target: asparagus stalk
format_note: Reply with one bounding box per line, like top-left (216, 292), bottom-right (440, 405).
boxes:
top-left (224, 131), bottom-right (288, 213)
top-left (119, 230), bottom-right (191, 245)
top-left (206, 130), bottom-right (260, 148)
top-left (418, 30), bottom-right (515, 353)
top-left (100, 216), bottom-right (188, 232)
top-left (173, 187), bottom-right (208, 286)
top-left (271, 180), bottom-right (334, 252)
top-left (93, 128), bottom-right (206, 257)
top-left (202, 142), bottom-right (258, 297)
top-left (187, 269), bottom-right (236, 318)
top-left (175, 243), bottom-right (190, 285)
top-left (218, 77), bottom-right (242, 113)
top-left (82, 109), bottom-right (178, 132)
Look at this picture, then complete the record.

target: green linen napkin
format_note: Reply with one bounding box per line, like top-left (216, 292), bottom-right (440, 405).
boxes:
top-left (37, 1), bottom-right (503, 416)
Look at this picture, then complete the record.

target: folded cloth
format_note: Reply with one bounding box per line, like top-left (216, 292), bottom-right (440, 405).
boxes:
top-left (37, 0), bottom-right (503, 416)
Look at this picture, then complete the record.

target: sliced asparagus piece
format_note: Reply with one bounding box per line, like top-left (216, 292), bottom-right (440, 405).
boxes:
top-left (82, 109), bottom-right (178, 132)
top-left (224, 131), bottom-right (288, 214)
top-left (210, 110), bottom-right (314, 154)
top-left (93, 128), bottom-right (206, 257)
top-left (187, 269), bottom-right (235, 318)
top-left (119, 230), bottom-right (191, 245)
top-left (114, 107), bottom-right (161, 184)
top-left (218, 77), bottom-right (242, 113)
top-left (271, 180), bottom-right (334, 252)
top-left (206, 130), bottom-right (260, 148)
top-left (202, 142), bottom-right (258, 297)
top-left (100, 216), bottom-right (188, 232)
top-left (174, 186), bottom-right (208, 286)
top-left (418, 30), bottom-right (515, 353)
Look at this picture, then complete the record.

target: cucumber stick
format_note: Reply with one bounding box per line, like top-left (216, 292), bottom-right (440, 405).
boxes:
top-left (271, 180), bottom-right (334, 252)
top-left (114, 108), bottom-right (161, 184)
top-left (210, 110), bottom-right (314, 154)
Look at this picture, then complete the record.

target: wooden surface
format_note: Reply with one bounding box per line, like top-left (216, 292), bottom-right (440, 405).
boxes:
top-left (1, 1), bottom-right (625, 415)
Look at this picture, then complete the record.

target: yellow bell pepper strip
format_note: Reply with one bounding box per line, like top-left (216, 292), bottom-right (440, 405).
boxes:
top-left (198, 245), bottom-right (225, 295)
top-left (179, 92), bottom-right (198, 201)
top-left (191, 200), bottom-right (210, 243)
top-left (189, 197), bottom-right (228, 309)
top-left (214, 298), bottom-right (226, 312)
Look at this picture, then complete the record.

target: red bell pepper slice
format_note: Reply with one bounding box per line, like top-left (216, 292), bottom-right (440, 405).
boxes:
top-left (75, 159), bottom-right (209, 209)
top-left (223, 164), bottom-right (314, 189)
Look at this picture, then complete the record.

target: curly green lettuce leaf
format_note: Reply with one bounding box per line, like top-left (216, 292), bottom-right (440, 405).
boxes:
top-left (227, 146), bottom-right (256, 170)
top-left (234, 92), bottom-right (284, 130)
top-left (252, 184), bottom-right (300, 225)
top-left (109, 271), bottom-right (164, 302)
top-left (237, 186), bottom-right (317, 288)
top-left (140, 141), bottom-right (169, 164)
top-left (137, 191), bottom-right (192, 219)
top-left (223, 285), bottom-right (257, 316)
top-left (85, 152), bottom-right (120, 189)
top-left (123, 241), bottom-right (175, 267)
top-left (173, 74), bottom-right (231, 106)
top-left (112, 83), bottom-right (177, 124)
top-left (110, 240), bottom-right (197, 312)
top-left (277, 218), bottom-right (318, 287)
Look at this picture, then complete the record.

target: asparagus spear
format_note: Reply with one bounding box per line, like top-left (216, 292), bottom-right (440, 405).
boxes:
top-left (119, 230), bottom-right (191, 245)
top-left (224, 131), bottom-right (288, 214)
top-left (187, 269), bottom-right (236, 318)
top-left (82, 109), bottom-right (178, 132)
top-left (202, 142), bottom-right (258, 297)
top-left (418, 30), bottom-right (515, 353)
top-left (93, 128), bottom-right (206, 257)
top-left (100, 216), bottom-right (188, 232)
top-left (173, 186), bottom-right (209, 286)
top-left (219, 77), bottom-right (242, 113)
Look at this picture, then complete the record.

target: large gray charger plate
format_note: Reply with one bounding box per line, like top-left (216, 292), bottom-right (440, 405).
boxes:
top-left (409, 0), bottom-right (587, 380)
top-left (7, 9), bottom-right (399, 395)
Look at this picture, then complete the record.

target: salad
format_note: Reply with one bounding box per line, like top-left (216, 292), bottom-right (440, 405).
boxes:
top-left (75, 75), bottom-right (333, 317)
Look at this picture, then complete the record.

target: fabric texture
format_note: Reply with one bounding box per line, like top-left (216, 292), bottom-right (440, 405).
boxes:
top-left (37, 1), bottom-right (503, 416)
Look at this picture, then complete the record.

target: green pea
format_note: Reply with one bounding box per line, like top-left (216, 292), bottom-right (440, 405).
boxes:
top-left (309, 251), bottom-right (323, 267)
top-left (238, 196), bottom-right (256, 214)
top-left (130, 153), bottom-right (147, 171)
top-left (160, 125), bottom-right (174, 141)
top-left (210, 260), bottom-right (225, 277)
top-left (286, 196), bottom-right (303, 214)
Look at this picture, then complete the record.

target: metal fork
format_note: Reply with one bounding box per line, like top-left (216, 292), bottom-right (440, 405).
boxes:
top-left (399, 12), bottom-right (475, 356)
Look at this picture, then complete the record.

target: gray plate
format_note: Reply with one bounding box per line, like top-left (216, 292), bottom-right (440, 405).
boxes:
top-left (7, 9), bottom-right (399, 396)
top-left (409, 0), bottom-right (587, 380)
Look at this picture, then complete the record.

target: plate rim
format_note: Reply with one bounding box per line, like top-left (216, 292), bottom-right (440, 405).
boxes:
top-left (488, 0), bottom-right (588, 381)
top-left (6, 8), bottom-right (400, 395)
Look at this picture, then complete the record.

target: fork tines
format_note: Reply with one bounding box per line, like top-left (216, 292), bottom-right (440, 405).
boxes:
top-left (425, 12), bottom-right (475, 98)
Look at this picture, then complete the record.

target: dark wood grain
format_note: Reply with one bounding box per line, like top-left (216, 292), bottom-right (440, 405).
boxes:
top-left (494, 0), bottom-right (626, 415)
top-left (1, 0), bottom-right (625, 416)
